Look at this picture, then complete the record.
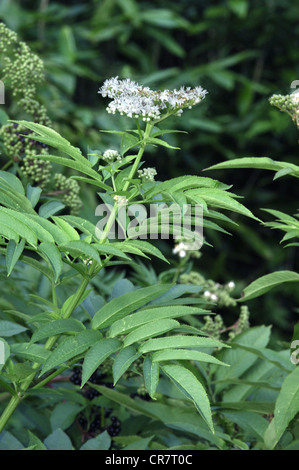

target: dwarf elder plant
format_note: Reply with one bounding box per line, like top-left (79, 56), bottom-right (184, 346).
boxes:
top-left (0, 76), bottom-right (260, 437)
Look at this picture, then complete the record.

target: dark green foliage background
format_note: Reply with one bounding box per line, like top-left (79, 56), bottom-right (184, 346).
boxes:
top-left (1, 0), bottom-right (298, 340)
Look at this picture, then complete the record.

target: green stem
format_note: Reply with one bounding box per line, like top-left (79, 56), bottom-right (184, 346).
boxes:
top-left (0, 160), bottom-right (12, 171)
top-left (0, 395), bottom-right (20, 433)
top-left (98, 122), bottom-right (153, 243)
top-left (123, 122), bottom-right (153, 192)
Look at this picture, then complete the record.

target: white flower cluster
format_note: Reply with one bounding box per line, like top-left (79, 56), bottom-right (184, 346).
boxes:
top-left (203, 291), bottom-right (218, 302)
top-left (203, 281), bottom-right (235, 303)
top-left (290, 92), bottom-right (299, 106)
top-left (102, 149), bottom-right (122, 164)
top-left (172, 241), bottom-right (189, 258)
top-left (137, 167), bottom-right (157, 182)
top-left (113, 195), bottom-right (128, 205)
top-left (98, 77), bottom-right (207, 122)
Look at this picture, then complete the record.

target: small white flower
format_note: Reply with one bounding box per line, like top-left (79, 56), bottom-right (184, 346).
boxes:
top-left (203, 291), bottom-right (211, 298)
top-left (227, 281), bottom-right (235, 290)
top-left (290, 92), bottom-right (299, 106)
top-left (83, 259), bottom-right (93, 265)
top-left (113, 195), bottom-right (128, 205)
top-left (173, 241), bottom-right (188, 258)
top-left (210, 293), bottom-right (218, 302)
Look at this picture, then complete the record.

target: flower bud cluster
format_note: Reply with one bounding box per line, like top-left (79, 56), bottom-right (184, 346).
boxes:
top-left (54, 174), bottom-right (82, 215)
top-left (23, 154), bottom-right (51, 189)
top-left (228, 306), bottom-right (250, 340)
top-left (98, 77), bottom-right (207, 122)
top-left (101, 149), bottom-right (122, 164)
top-left (0, 23), bottom-right (44, 99)
top-left (201, 306), bottom-right (250, 341)
top-left (202, 314), bottom-right (225, 340)
top-left (269, 93), bottom-right (299, 127)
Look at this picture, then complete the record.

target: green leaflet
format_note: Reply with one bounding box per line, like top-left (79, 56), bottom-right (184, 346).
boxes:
top-left (0, 170), bottom-right (25, 195)
top-left (207, 156), bottom-right (299, 177)
top-left (221, 411), bottom-right (269, 442)
top-left (0, 321), bottom-right (27, 337)
top-left (81, 338), bottom-right (122, 387)
top-left (39, 201), bottom-right (65, 219)
top-left (94, 243), bottom-right (132, 260)
top-left (151, 349), bottom-right (229, 367)
top-left (26, 431), bottom-right (47, 451)
top-left (264, 367), bottom-right (299, 449)
top-left (58, 240), bottom-right (101, 265)
top-left (39, 242), bottom-right (63, 283)
top-left (215, 326), bottom-right (271, 395)
top-left (239, 270), bottom-right (299, 302)
top-left (0, 207), bottom-right (37, 246)
top-left (139, 335), bottom-right (227, 354)
top-left (0, 338), bottom-right (10, 372)
top-left (61, 215), bottom-right (98, 239)
top-left (27, 185), bottom-right (42, 209)
top-left (33, 154), bottom-right (107, 184)
top-left (13, 120), bottom-right (90, 166)
top-left (80, 432), bottom-right (111, 450)
top-left (143, 357), bottom-right (159, 399)
top-left (30, 319), bottom-right (86, 345)
top-left (114, 240), bottom-right (169, 263)
top-left (186, 188), bottom-right (258, 220)
top-left (123, 319), bottom-right (180, 347)
top-left (25, 215), bottom-right (71, 244)
top-left (50, 403), bottom-right (82, 431)
top-left (0, 179), bottom-right (36, 214)
top-left (91, 284), bottom-right (172, 329)
top-left (43, 429), bottom-right (73, 451)
top-left (112, 347), bottom-right (141, 385)
top-left (108, 305), bottom-right (207, 337)
top-left (144, 175), bottom-right (226, 198)
top-left (0, 223), bottom-right (19, 242)
top-left (2, 208), bottom-right (55, 243)
top-left (41, 330), bottom-right (102, 375)
top-left (6, 239), bottom-right (25, 276)
top-left (11, 343), bottom-right (51, 363)
top-left (161, 363), bottom-right (214, 433)
top-left (52, 217), bottom-right (80, 240)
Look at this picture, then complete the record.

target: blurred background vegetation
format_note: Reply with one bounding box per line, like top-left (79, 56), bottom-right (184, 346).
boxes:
top-left (0, 0), bottom-right (298, 341)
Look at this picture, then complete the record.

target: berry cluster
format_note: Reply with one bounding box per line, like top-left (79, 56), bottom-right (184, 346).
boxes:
top-left (77, 406), bottom-right (121, 438)
top-left (53, 174), bottom-right (82, 215)
top-left (70, 366), bottom-right (81, 385)
top-left (69, 365), bottom-right (114, 402)
top-left (107, 416), bottom-right (122, 437)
